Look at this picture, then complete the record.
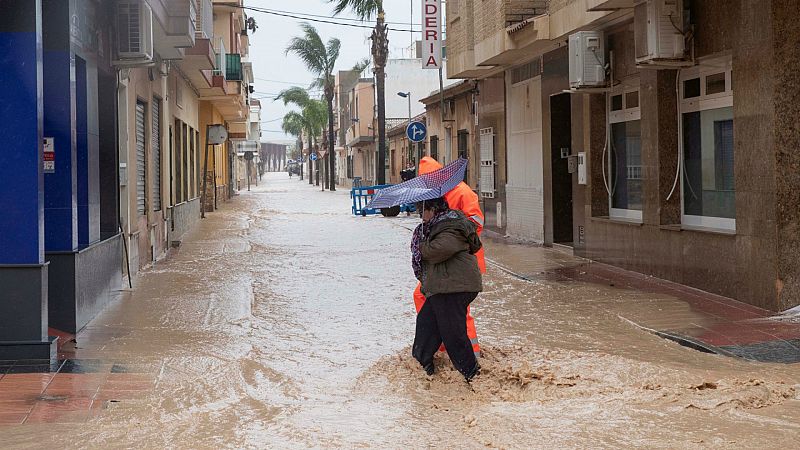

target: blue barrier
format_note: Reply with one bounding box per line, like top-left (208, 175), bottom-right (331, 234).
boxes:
top-left (350, 182), bottom-right (416, 217)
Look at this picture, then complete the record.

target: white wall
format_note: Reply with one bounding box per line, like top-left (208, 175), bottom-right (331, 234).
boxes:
top-left (505, 74), bottom-right (545, 242)
top-left (362, 59), bottom-right (458, 119)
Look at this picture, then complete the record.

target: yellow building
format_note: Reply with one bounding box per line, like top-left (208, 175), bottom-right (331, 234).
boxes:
top-left (116, 0), bottom-right (253, 277)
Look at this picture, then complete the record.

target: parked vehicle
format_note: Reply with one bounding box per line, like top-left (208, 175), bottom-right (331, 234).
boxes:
top-left (286, 159), bottom-right (302, 176)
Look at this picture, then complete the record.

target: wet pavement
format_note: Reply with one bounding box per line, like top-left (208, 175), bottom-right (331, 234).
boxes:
top-left (2, 173), bottom-right (800, 449)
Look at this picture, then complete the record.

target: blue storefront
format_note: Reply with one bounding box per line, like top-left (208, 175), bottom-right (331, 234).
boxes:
top-left (0, 0), bottom-right (122, 359)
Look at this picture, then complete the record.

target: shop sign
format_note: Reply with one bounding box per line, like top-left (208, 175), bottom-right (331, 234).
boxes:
top-left (421, 0), bottom-right (442, 69)
top-left (43, 137), bottom-right (55, 174)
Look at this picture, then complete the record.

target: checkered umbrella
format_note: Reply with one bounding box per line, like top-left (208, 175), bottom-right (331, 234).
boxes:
top-left (366, 158), bottom-right (468, 209)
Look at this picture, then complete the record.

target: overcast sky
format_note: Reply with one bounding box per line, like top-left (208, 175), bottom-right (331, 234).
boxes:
top-left (246, 0), bottom-right (425, 143)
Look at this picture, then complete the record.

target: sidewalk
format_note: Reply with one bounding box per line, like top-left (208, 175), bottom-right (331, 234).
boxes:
top-left (482, 236), bottom-right (800, 364)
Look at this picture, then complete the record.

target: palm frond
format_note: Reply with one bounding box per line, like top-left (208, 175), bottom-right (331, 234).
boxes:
top-left (329, 0), bottom-right (382, 21)
top-left (275, 87), bottom-right (311, 108)
top-left (352, 58), bottom-right (371, 73)
top-left (304, 99), bottom-right (328, 137)
top-left (281, 111), bottom-right (306, 139)
top-left (286, 23), bottom-right (328, 76)
top-left (325, 38), bottom-right (341, 74)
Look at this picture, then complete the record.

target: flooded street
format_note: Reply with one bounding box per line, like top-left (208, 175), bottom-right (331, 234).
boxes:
top-left (3, 173), bottom-right (800, 449)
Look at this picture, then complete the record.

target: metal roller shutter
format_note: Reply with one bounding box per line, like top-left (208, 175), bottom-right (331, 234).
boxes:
top-left (152, 97), bottom-right (162, 211)
top-left (136, 100), bottom-right (147, 215)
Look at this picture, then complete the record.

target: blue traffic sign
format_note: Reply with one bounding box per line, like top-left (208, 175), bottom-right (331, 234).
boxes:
top-left (406, 121), bottom-right (427, 143)
top-left (310, 152), bottom-right (318, 161)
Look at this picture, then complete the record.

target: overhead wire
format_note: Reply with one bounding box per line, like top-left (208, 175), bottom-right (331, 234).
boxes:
top-left (242, 5), bottom-right (421, 27)
top-left (236, 5), bottom-right (421, 33)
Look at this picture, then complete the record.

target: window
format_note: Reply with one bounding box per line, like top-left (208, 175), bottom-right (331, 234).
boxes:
top-left (196, 130), bottom-right (201, 196)
top-left (608, 82), bottom-right (642, 221)
top-left (457, 129), bottom-right (469, 158)
top-left (346, 155), bottom-right (354, 179)
top-left (510, 58), bottom-right (542, 85)
top-left (430, 135), bottom-right (438, 161)
top-left (182, 123), bottom-right (189, 201)
top-left (680, 57), bottom-right (735, 230)
top-left (188, 127), bottom-right (196, 198)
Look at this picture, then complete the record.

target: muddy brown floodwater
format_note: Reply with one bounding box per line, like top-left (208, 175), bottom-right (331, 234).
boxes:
top-left (2, 173), bottom-right (800, 449)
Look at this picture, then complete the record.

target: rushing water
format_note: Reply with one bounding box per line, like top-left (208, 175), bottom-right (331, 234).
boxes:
top-left (3, 173), bottom-right (799, 449)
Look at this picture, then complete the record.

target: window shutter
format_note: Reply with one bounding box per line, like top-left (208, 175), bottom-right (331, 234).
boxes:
top-left (135, 100), bottom-right (147, 215)
top-left (479, 127), bottom-right (495, 198)
top-left (151, 97), bottom-right (162, 211)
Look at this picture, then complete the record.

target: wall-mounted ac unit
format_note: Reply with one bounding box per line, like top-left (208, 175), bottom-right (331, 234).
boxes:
top-left (634, 0), bottom-right (687, 66)
top-left (569, 31), bottom-right (606, 89)
top-left (115, 0), bottom-right (154, 63)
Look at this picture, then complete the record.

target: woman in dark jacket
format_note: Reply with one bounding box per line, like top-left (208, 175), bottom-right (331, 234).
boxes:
top-left (410, 197), bottom-right (483, 381)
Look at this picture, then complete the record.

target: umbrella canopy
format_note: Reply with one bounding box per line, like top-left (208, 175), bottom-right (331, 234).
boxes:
top-left (367, 158), bottom-right (468, 209)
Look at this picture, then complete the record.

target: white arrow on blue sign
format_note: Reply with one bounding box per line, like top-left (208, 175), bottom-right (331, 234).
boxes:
top-left (406, 121), bottom-right (427, 143)
top-left (310, 152), bottom-right (318, 161)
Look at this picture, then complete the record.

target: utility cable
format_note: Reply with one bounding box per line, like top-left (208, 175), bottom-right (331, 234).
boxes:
top-left (237, 5), bottom-right (421, 33)
top-left (242, 5), bottom-right (421, 27)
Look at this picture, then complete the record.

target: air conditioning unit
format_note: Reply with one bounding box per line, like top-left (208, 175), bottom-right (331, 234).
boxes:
top-left (569, 31), bottom-right (606, 89)
top-left (634, 0), bottom-right (687, 66)
top-left (115, 0), bottom-right (154, 63)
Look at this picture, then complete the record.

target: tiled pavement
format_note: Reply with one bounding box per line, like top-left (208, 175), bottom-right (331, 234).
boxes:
top-left (0, 358), bottom-right (156, 425)
top-left (483, 238), bottom-right (800, 364)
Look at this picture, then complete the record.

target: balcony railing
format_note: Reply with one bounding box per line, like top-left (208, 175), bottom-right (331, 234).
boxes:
top-left (196, 0), bottom-right (213, 40)
top-left (226, 53), bottom-right (242, 81)
top-left (505, 1), bottom-right (548, 27)
top-left (214, 37), bottom-right (226, 77)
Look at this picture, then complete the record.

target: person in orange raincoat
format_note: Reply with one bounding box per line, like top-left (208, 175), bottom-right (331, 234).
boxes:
top-left (414, 157), bottom-right (485, 357)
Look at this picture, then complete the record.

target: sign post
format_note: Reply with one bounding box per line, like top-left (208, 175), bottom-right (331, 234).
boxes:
top-left (407, 121), bottom-right (427, 143)
top-left (421, 0), bottom-right (442, 70)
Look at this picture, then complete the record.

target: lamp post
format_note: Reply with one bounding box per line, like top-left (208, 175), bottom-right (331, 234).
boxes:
top-left (397, 91), bottom-right (412, 166)
top-left (397, 91), bottom-right (411, 126)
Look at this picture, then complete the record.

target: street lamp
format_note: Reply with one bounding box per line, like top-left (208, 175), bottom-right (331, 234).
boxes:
top-left (397, 92), bottom-right (411, 126)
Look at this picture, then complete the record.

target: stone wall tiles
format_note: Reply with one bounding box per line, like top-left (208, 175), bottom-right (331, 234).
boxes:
top-left (771, 0), bottom-right (800, 311)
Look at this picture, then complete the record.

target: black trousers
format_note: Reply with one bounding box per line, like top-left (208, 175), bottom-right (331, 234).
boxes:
top-left (412, 292), bottom-right (478, 378)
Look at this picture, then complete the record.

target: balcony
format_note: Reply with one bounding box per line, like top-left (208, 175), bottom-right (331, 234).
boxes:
top-left (474, 0), bottom-right (549, 66)
top-left (179, 37), bottom-right (216, 89)
top-left (151, 0), bottom-right (197, 59)
top-left (225, 54), bottom-right (243, 81)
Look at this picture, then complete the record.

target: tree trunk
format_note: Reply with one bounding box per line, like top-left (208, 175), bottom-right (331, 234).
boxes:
top-left (298, 137), bottom-right (304, 180)
top-left (372, 12), bottom-right (389, 185)
top-left (321, 152), bottom-right (326, 191)
top-left (314, 138), bottom-right (319, 186)
top-left (327, 95), bottom-right (336, 191)
top-left (308, 137), bottom-right (314, 185)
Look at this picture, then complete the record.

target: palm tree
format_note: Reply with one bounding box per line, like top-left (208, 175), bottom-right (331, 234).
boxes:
top-left (275, 86), bottom-right (327, 184)
top-left (276, 87), bottom-right (328, 186)
top-left (330, 0), bottom-right (388, 185)
top-left (352, 57), bottom-right (371, 73)
top-left (281, 111), bottom-right (306, 180)
top-left (286, 23), bottom-right (341, 192)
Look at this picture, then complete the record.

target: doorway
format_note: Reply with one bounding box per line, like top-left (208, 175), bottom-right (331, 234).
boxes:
top-left (550, 93), bottom-right (573, 245)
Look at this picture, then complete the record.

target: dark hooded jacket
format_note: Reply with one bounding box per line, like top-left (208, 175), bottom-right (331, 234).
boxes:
top-left (420, 210), bottom-right (483, 297)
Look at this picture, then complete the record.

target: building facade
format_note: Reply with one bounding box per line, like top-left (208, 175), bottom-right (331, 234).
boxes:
top-left (0, 0), bottom-right (255, 359)
top-left (333, 70), bottom-right (361, 187)
top-left (445, 0), bottom-right (800, 312)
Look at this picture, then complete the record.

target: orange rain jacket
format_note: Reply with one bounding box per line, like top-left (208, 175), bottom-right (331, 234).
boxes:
top-left (413, 157), bottom-right (485, 356)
